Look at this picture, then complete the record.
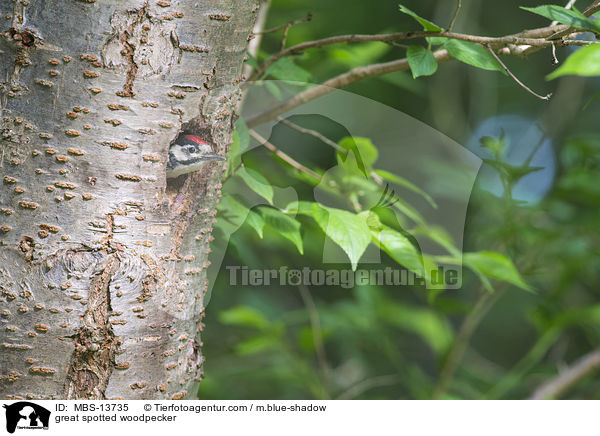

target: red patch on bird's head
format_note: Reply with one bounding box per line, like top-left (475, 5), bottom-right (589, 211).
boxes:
top-left (184, 135), bottom-right (207, 145)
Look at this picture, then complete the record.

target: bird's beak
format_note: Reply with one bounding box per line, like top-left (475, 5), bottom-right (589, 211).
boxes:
top-left (203, 152), bottom-right (226, 161)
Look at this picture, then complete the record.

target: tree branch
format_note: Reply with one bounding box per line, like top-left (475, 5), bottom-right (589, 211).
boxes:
top-left (246, 1), bottom-right (599, 128)
top-left (486, 46), bottom-right (552, 100)
top-left (529, 348), bottom-right (600, 399)
top-left (247, 25), bottom-right (586, 81)
top-left (247, 49), bottom-right (452, 127)
top-left (248, 128), bottom-right (321, 180)
top-left (523, 0), bottom-right (600, 55)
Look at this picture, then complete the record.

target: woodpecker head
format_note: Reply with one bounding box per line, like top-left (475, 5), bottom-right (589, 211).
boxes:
top-left (166, 134), bottom-right (225, 178)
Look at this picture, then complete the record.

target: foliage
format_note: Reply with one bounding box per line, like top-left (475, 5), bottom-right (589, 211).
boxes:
top-left (199, 0), bottom-right (600, 400)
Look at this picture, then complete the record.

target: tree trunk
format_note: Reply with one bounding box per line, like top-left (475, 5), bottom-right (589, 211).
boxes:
top-left (0, 0), bottom-right (258, 400)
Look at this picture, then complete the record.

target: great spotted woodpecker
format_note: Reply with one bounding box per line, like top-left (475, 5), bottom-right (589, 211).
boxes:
top-left (166, 134), bottom-right (225, 178)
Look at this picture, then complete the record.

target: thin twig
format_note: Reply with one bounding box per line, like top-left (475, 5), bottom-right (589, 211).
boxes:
top-left (248, 128), bottom-right (321, 180)
top-left (255, 12), bottom-right (312, 35)
top-left (432, 289), bottom-right (504, 399)
top-left (486, 46), bottom-right (552, 100)
top-left (551, 42), bottom-right (559, 64)
top-left (524, 125), bottom-right (548, 167)
top-left (298, 284), bottom-right (330, 389)
top-left (529, 347), bottom-right (600, 399)
top-left (253, 12), bottom-right (312, 52)
top-left (277, 117), bottom-right (346, 152)
top-left (448, 0), bottom-right (462, 32)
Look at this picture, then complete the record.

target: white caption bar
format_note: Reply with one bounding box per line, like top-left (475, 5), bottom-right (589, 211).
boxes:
top-left (1, 400), bottom-right (597, 436)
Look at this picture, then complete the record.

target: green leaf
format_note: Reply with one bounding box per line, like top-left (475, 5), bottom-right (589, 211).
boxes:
top-left (407, 46), bottom-right (438, 78)
top-left (234, 118), bottom-right (250, 153)
top-left (374, 227), bottom-right (425, 276)
top-left (415, 225), bottom-right (460, 257)
top-left (258, 206), bottom-right (304, 254)
top-left (463, 251), bottom-right (532, 292)
top-left (521, 5), bottom-right (600, 32)
top-left (337, 136), bottom-right (378, 177)
top-left (482, 159), bottom-right (544, 182)
top-left (235, 335), bottom-right (280, 355)
top-left (265, 57), bottom-right (312, 82)
top-left (219, 306), bottom-right (270, 329)
top-left (312, 204), bottom-right (371, 270)
top-left (445, 39), bottom-right (503, 72)
top-left (297, 327), bottom-right (317, 353)
top-left (236, 167), bottom-right (274, 204)
top-left (246, 210), bottom-right (265, 238)
top-left (330, 41), bottom-right (391, 69)
top-left (338, 136), bottom-right (378, 166)
top-left (380, 303), bottom-right (453, 354)
top-left (216, 194), bottom-right (250, 231)
top-left (547, 44), bottom-right (600, 80)
top-left (479, 131), bottom-right (507, 156)
top-left (283, 200), bottom-right (316, 216)
top-left (398, 3), bottom-right (443, 32)
top-left (427, 36), bottom-right (448, 46)
top-left (226, 131), bottom-right (241, 175)
top-left (226, 119), bottom-right (250, 174)
top-left (361, 210), bottom-right (383, 231)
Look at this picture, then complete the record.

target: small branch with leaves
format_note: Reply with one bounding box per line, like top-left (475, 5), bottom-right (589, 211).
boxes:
top-left (245, 0), bottom-right (600, 127)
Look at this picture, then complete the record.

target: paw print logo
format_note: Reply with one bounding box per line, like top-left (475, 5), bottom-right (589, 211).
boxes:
top-left (286, 269), bottom-right (302, 286)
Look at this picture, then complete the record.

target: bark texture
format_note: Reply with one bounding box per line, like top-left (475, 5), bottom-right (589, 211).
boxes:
top-left (0, 0), bottom-right (258, 399)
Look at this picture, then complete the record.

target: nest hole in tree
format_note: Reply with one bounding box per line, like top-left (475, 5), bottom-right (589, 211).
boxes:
top-left (165, 121), bottom-right (215, 201)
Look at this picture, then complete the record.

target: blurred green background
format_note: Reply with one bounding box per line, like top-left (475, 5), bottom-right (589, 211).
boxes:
top-left (197, 0), bottom-right (600, 399)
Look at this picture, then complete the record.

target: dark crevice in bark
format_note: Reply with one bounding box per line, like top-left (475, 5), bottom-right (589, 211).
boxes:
top-left (167, 165), bottom-right (215, 259)
top-left (116, 2), bottom-right (149, 98)
top-left (63, 215), bottom-right (121, 399)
